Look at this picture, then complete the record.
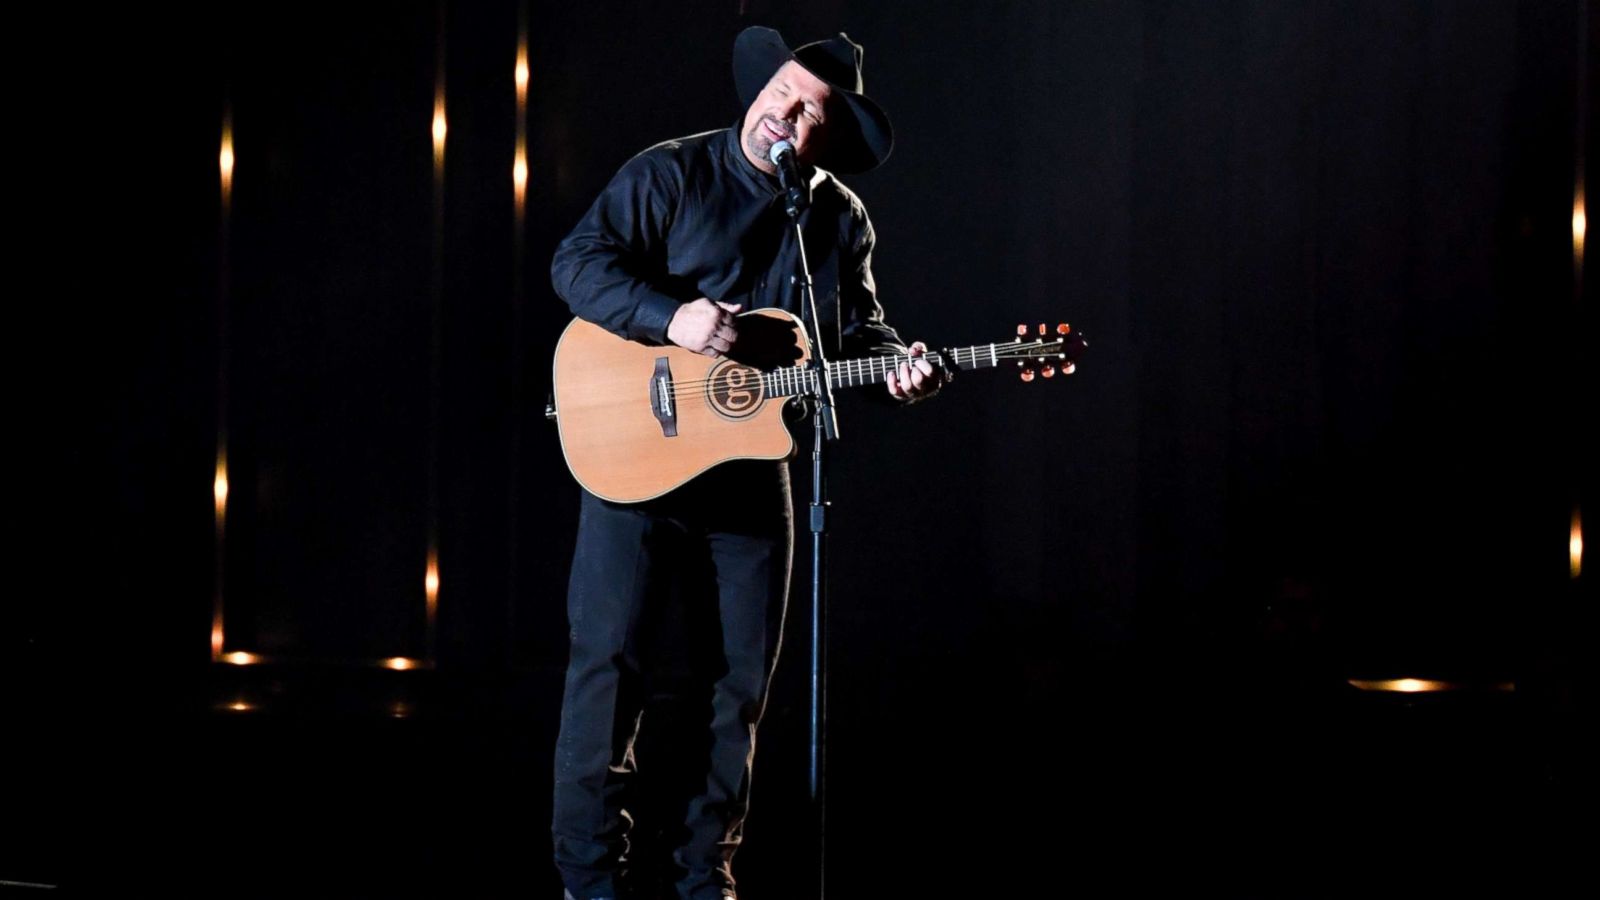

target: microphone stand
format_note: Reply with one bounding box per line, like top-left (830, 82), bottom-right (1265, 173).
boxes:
top-left (777, 152), bottom-right (836, 900)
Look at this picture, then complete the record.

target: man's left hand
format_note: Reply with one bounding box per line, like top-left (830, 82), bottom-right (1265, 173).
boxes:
top-left (885, 341), bottom-right (945, 402)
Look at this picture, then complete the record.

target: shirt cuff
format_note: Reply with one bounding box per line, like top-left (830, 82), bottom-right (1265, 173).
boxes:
top-left (628, 292), bottom-right (682, 345)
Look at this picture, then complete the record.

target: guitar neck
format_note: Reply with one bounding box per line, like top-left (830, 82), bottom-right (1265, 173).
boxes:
top-left (760, 344), bottom-right (1023, 398)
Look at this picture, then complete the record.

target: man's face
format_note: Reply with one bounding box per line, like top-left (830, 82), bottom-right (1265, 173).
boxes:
top-left (741, 60), bottom-right (833, 174)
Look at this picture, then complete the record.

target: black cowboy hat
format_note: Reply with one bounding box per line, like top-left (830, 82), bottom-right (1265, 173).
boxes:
top-left (733, 26), bottom-right (894, 174)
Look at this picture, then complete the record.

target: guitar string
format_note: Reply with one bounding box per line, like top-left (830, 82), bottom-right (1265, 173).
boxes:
top-left (649, 342), bottom-right (1062, 389)
top-left (663, 361), bottom-right (914, 398)
top-left (658, 344), bottom-right (1067, 397)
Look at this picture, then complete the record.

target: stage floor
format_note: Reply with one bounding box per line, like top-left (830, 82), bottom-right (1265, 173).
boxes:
top-left (5, 653), bottom-right (1584, 897)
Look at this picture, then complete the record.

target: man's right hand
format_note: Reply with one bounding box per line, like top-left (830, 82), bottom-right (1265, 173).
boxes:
top-left (667, 298), bottom-right (742, 358)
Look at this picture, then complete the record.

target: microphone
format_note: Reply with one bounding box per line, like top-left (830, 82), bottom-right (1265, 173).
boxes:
top-left (768, 139), bottom-right (811, 217)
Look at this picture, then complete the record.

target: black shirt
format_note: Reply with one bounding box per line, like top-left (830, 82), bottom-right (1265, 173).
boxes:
top-left (551, 125), bottom-right (904, 359)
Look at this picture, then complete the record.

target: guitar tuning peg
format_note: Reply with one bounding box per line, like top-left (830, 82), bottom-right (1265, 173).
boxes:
top-left (1020, 368), bottom-right (1036, 382)
top-left (1037, 323), bottom-right (1047, 336)
top-left (1057, 323), bottom-right (1071, 335)
top-left (1016, 324), bottom-right (1028, 337)
top-left (1042, 364), bottom-right (1056, 378)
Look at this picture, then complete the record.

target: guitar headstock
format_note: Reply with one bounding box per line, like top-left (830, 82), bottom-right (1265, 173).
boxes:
top-left (1007, 323), bottom-right (1088, 382)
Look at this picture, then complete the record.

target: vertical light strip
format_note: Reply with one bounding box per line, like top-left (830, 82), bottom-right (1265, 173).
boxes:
top-left (219, 122), bottom-right (235, 201)
top-left (1573, 509), bottom-right (1584, 579)
top-left (514, 35), bottom-right (529, 209)
top-left (213, 449), bottom-right (227, 660)
top-left (431, 0), bottom-right (448, 179)
top-left (1575, 0), bottom-right (1588, 291)
top-left (432, 100), bottom-right (448, 170)
top-left (1572, 5), bottom-right (1586, 586)
top-left (426, 1), bottom-right (446, 665)
top-left (213, 457), bottom-right (229, 521)
top-left (426, 549), bottom-right (441, 624)
top-left (214, 105), bottom-right (233, 662)
top-left (507, 1), bottom-right (529, 665)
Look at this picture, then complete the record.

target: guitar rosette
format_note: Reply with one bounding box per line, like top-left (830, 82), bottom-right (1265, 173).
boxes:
top-left (705, 360), bottom-right (766, 420)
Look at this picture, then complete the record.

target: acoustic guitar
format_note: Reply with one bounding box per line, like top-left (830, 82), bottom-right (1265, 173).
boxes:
top-left (550, 308), bottom-right (1086, 503)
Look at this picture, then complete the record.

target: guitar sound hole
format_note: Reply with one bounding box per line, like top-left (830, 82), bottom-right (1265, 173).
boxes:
top-left (705, 361), bottom-right (765, 420)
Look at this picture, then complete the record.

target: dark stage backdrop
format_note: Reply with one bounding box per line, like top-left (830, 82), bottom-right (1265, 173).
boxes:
top-left (13, 0), bottom-right (1590, 895)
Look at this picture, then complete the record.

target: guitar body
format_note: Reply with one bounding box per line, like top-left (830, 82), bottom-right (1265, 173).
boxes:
top-left (553, 309), bottom-right (1085, 503)
top-left (552, 308), bottom-right (811, 503)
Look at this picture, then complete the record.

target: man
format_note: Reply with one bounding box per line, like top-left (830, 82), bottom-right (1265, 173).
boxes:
top-left (550, 26), bottom-right (941, 900)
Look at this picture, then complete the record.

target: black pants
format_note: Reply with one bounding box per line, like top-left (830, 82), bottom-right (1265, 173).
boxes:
top-left (553, 462), bottom-right (793, 900)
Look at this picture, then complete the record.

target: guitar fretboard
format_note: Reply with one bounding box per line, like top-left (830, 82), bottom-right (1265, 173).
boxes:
top-left (759, 341), bottom-right (1063, 398)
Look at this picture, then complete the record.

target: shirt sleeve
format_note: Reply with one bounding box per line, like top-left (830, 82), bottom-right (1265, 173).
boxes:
top-left (838, 201), bottom-right (942, 405)
top-left (838, 209), bottom-right (907, 359)
top-left (550, 151), bottom-right (684, 345)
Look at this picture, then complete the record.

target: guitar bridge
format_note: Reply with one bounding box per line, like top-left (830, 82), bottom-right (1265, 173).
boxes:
top-left (650, 357), bottom-right (677, 437)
